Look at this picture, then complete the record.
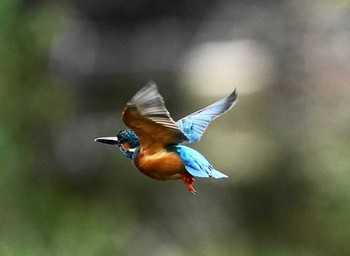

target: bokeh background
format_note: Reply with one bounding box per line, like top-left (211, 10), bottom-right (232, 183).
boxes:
top-left (1, 0), bottom-right (350, 255)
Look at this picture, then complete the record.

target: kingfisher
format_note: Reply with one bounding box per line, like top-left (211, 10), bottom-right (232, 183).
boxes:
top-left (95, 81), bottom-right (238, 194)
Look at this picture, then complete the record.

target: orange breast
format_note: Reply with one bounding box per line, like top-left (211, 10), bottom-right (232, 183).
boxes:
top-left (134, 148), bottom-right (185, 180)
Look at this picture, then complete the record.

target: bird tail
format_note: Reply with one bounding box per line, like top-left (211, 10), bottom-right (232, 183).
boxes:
top-left (210, 168), bottom-right (228, 179)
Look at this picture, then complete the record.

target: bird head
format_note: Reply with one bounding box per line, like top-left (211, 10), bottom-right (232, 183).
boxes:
top-left (95, 129), bottom-right (140, 159)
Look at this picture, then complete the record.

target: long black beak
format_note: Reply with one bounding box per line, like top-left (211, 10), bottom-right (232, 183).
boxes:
top-left (94, 137), bottom-right (119, 145)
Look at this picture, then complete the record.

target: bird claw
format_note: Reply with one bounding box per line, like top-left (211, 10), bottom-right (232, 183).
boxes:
top-left (189, 187), bottom-right (196, 194)
top-left (181, 172), bottom-right (196, 194)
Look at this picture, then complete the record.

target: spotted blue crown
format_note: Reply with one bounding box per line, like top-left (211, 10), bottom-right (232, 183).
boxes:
top-left (117, 129), bottom-right (140, 158)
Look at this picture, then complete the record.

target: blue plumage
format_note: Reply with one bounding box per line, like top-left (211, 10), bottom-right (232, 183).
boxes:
top-left (117, 129), bottom-right (140, 158)
top-left (177, 89), bottom-right (237, 143)
top-left (169, 145), bottom-right (228, 179)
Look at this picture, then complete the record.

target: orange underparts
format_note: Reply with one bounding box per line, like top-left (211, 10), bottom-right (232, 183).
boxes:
top-left (181, 172), bottom-right (196, 194)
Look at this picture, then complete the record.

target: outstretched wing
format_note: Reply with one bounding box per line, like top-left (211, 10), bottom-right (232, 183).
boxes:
top-left (176, 89), bottom-right (238, 143)
top-left (122, 81), bottom-right (188, 149)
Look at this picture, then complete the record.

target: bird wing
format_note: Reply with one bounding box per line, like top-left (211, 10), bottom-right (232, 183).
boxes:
top-left (171, 145), bottom-right (228, 178)
top-left (122, 81), bottom-right (188, 149)
top-left (176, 88), bottom-right (238, 143)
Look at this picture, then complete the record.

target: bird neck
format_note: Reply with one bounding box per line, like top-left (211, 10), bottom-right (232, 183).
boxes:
top-left (120, 146), bottom-right (140, 159)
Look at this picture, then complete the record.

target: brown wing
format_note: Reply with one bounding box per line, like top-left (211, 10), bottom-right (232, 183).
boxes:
top-left (122, 81), bottom-right (188, 149)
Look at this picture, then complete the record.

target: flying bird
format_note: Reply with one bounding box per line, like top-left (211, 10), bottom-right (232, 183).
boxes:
top-left (95, 81), bottom-right (238, 194)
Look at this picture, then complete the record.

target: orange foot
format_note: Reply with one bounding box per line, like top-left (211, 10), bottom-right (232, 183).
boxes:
top-left (181, 172), bottom-right (196, 194)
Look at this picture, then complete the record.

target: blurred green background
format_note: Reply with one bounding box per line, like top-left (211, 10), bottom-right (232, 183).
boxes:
top-left (1, 0), bottom-right (350, 255)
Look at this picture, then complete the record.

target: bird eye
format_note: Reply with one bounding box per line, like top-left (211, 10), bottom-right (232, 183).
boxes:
top-left (118, 138), bottom-right (126, 144)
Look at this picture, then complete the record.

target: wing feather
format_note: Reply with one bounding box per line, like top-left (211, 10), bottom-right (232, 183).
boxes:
top-left (122, 81), bottom-right (188, 149)
top-left (177, 89), bottom-right (238, 143)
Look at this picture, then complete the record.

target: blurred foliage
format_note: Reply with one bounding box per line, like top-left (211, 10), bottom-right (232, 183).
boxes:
top-left (1, 0), bottom-right (350, 256)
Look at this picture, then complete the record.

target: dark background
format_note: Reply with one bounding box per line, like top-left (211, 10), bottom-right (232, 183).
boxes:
top-left (1, 0), bottom-right (350, 255)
